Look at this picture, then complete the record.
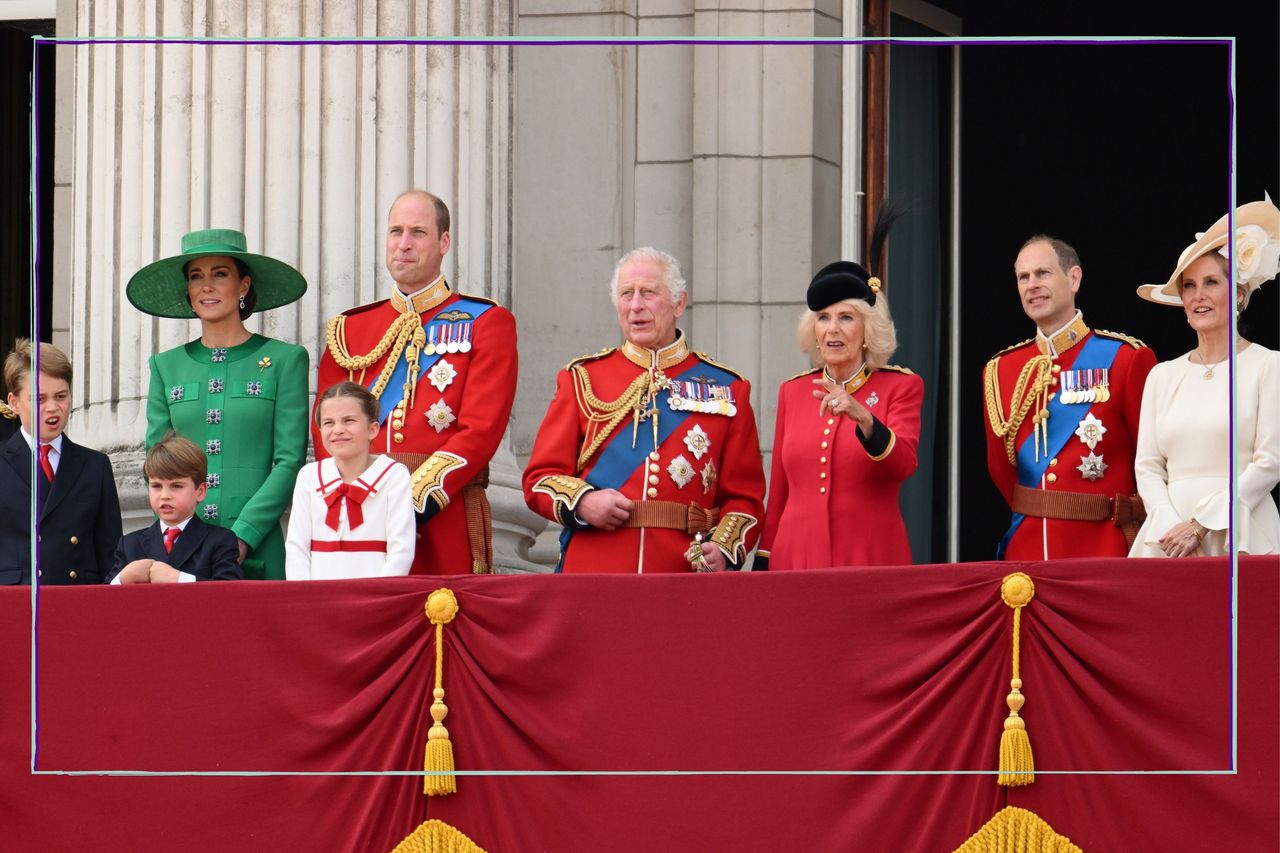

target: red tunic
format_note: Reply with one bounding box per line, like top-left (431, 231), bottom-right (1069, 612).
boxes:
top-left (758, 365), bottom-right (922, 569)
top-left (983, 315), bottom-right (1156, 560)
top-left (523, 335), bottom-right (766, 573)
top-left (316, 277), bottom-right (517, 574)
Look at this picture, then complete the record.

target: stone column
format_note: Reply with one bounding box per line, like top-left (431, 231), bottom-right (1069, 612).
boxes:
top-left (512, 1), bottom-right (845, 568)
top-left (55, 0), bottom-right (547, 569)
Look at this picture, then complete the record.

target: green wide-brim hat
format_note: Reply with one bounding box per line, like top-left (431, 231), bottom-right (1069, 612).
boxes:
top-left (126, 228), bottom-right (308, 319)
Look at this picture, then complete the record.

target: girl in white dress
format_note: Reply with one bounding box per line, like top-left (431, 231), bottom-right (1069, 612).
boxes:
top-left (1130, 196), bottom-right (1280, 557)
top-left (285, 382), bottom-right (416, 579)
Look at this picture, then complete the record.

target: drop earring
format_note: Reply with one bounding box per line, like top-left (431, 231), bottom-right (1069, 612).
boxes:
top-left (239, 294), bottom-right (246, 310)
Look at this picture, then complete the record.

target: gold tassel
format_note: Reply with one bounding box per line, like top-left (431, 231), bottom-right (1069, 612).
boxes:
top-left (998, 572), bottom-right (1035, 787)
top-left (424, 588), bottom-right (460, 796)
top-left (952, 806), bottom-right (1082, 853)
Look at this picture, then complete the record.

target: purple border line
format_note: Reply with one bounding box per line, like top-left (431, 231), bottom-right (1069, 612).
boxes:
top-left (1225, 36), bottom-right (1238, 774)
top-left (27, 34), bottom-right (1241, 779)
top-left (34, 35), bottom-right (1232, 47)
top-left (30, 36), bottom-right (43, 776)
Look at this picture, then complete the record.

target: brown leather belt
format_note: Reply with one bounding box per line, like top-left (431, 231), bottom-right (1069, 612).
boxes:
top-left (622, 500), bottom-right (718, 534)
top-left (1012, 485), bottom-right (1147, 547)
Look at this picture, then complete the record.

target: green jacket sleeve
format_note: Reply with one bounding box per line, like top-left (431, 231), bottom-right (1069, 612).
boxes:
top-left (145, 354), bottom-right (173, 450)
top-left (231, 343), bottom-right (310, 549)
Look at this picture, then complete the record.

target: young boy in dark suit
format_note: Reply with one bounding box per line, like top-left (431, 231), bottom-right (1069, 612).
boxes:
top-left (110, 435), bottom-right (242, 583)
top-left (0, 339), bottom-right (122, 585)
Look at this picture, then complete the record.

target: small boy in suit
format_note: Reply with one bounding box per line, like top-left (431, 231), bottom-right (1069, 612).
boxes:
top-left (110, 435), bottom-right (242, 583)
top-left (0, 339), bottom-right (122, 585)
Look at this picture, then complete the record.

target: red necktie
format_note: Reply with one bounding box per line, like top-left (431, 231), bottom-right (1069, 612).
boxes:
top-left (164, 527), bottom-right (181, 554)
top-left (38, 444), bottom-right (55, 482)
top-left (324, 482), bottom-right (369, 532)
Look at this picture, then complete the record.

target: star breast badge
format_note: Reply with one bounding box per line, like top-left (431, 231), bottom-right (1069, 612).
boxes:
top-left (426, 399), bottom-right (457, 433)
top-left (667, 454), bottom-right (695, 488)
top-left (428, 358), bottom-right (458, 393)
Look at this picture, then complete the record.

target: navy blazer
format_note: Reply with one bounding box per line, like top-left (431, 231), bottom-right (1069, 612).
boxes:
top-left (0, 431), bottom-right (122, 585)
top-left (109, 516), bottom-right (243, 582)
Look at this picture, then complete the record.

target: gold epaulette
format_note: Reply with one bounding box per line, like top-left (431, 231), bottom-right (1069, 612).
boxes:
top-left (455, 291), bottom-right (500, 308)
top-left (987, 338), bottom-right (1033, 363)
top-left (1095, 328), bottom-right (1147, 349)
top-left (564, 347), bottom-right (614, 371)
top-left (880, 364), bottom-right (914, 375)
top-left (786, 367), bottom-right (822, 382)
top-left (694, 352), bottom-right (746, 381)
top-left (0, 401), bottom-right (15, 420)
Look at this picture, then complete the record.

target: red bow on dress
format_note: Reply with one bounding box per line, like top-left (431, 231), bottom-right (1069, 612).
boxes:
top-left (324, 482), bottom-right (369, 532)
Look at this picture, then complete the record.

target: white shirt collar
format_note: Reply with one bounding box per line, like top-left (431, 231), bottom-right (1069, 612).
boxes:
top-left (19, 427), bottom-right (63, 455)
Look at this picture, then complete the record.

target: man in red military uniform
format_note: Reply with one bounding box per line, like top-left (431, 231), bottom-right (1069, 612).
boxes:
top-left (523, 248), bottom-right (766, 573)
top-left (983, 235), bottom-right (1156, 560)
top-left (316, 190), bottom-right (517, 574)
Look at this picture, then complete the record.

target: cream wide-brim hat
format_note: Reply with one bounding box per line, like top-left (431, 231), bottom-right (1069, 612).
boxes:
top-left (1137, 195), bottom-right (1280, 306)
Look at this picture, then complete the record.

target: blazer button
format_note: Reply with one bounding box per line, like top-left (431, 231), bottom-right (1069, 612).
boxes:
top-left (70, 536), bottom-right (79, 545)
top-left (1046, 472), bottom-right (1058, 484)
top-left (393, 432), bottom-right (405, 444)
top-left (1049, 458), bottom-right (1058, 467)
top-left (69, 570), bottom-right (78, 580)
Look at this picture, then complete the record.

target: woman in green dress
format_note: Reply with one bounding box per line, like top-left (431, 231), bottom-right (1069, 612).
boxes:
top-left (128, 229), bottom-right (309, 579)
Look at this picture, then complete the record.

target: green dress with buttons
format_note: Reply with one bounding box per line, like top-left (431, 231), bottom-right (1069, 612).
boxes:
top-left (146, 335), bottom-right (309, 580)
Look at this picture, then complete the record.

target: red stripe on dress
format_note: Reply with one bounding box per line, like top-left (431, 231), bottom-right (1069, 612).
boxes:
top-left (310, 540), bottom-right (387, 553)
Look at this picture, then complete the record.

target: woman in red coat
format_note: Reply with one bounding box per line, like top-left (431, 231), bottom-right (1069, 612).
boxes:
top-left (756, 213), bottom-right (923, 570)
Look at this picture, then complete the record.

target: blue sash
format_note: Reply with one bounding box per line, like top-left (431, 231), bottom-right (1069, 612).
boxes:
top-left (556, 358), bottom-right (739, 571)
top-left (997, 335), bottom-right (1121, 558)
top-left (372, 297), bottom-right (493, 425)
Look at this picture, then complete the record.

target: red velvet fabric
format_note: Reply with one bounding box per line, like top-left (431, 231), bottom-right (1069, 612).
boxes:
top-left (1, 558), bottom-right (1274, 851)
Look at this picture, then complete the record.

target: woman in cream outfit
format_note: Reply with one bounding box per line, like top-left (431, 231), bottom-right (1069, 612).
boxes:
top-left (1129, 196), bottom-right (1280, 557)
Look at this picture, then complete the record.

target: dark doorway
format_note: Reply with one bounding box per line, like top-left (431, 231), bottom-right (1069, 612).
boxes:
top-left (0, 19), bottom-right (54, 384)
top-left (884, 4), bottom-right (1280, 561)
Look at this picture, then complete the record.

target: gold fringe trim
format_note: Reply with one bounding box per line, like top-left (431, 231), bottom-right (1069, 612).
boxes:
top-left (424, 589), bottom-right (460, 796)
top-left (389, 819), bottom-right (487, 853)
top-left (998, 573), bottom-right (1036, 787)
top-left (953, 806), bottom-right (1082, 853)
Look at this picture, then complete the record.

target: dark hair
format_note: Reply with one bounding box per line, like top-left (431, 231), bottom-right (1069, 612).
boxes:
top-left (315, 381), bottom-right (379, 426)
top-left (4, 338), bottom-right (72, 394)
top-left (183, 256), bottom-right (258, 319)
top-left (144, 433), bottom-right (208, 484)
top-left (1018, 235), bottom-right (1081, 274)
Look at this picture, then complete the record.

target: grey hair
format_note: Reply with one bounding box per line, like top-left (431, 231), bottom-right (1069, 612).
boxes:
top-left (609, 247), bottom-right (687, 306)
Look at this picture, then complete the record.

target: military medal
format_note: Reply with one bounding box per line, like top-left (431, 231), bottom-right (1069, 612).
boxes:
top-left (426, 399), bottom-right (457, 433)
top-left (428, 358), bottom-right (458, 393)
top-left (1077, 452), bottom-right (1107, 481)
top-left (701, 460), bottom-right (717, 495)
top-left (683, 424), bottom-right (711, 460)
top-left (667, 454), bottom-right (695, 488)
top-left (458, 322), bottom-right (473, 353)
top-left (423, 324), bottom-right (438, 356)
top-left (1074, 413), bottom-right (1106, 450)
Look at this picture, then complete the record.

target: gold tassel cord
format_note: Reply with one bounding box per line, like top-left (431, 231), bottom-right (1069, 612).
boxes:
top-left (424, 588), bottom-right (460, 796)
top-left (998, 572), bottom-right (1036, 787)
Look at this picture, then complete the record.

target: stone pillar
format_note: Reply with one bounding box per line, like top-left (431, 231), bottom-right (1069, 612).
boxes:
top-left (512, 1), bottom-right (845, 568)
top-left (55, 0), bottom-right (548, 569)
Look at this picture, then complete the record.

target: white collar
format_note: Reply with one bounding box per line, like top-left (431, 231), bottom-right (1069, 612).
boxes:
top-left (20, 428), bottom-right (63, 455)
